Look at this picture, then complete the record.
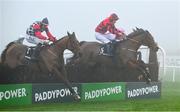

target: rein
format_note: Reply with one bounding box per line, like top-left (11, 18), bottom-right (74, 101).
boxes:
top-left (45, 37), bottom-right (69, 58)
top-left (54, 36), bottom-right (70, 49)
top-left (127, 38), bottom-right (141, 44)
top-left (121, 48), bottom-right (137, 53)
top-left (120, 32), bottom-right (144, 53)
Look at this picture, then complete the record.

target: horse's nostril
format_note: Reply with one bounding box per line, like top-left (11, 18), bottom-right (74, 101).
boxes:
top-left (156, 47), bottom-right (159, 50)
top-left (153, 47), bottom-right (159, 52)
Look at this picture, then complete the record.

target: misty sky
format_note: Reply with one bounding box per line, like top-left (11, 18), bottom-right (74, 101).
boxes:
top-left (0, 0), bottom-right (180, 55)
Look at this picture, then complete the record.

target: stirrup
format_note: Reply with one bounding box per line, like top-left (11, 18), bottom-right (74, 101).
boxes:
top-left (103, 53), bottom-right (112, 56)
top-left (146, 78), bottom-right (151, 84)
top-left (99, 52), bottom-right (113, 56)
top-left (25, 55), bottom-right (31, 60)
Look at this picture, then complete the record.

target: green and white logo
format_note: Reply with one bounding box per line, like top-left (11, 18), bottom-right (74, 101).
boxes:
top-left (32, 83), bottom-right (81, 103)
top-left (0, 84), bottom-right (32, 105)
top-left (126, 82), bottom-right (161, 99)
top-left (81, 82), bottom-right (125, 101)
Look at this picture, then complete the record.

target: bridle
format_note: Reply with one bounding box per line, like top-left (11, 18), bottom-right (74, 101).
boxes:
top-left (124, 31), bottom-right (156, 51)
top-left (127, 38), bottom-right (141, 45)
top-left (46, 37), bottom-right (70, 58)
top-left (121, 31), bottom-right (146, 53)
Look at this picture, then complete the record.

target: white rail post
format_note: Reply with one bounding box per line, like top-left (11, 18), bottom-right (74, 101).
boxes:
top-left (158, 46), bottom-right (166, 80)
top-left (172, 67), bottom-right (175, 82)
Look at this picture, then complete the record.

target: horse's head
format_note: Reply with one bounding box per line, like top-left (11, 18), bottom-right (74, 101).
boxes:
top-left (142, 30), bottom-right (159, 52)
top-left (129, 28), bottom-right (159, 52)
top-left (67, 32), bottom-right (81, 58)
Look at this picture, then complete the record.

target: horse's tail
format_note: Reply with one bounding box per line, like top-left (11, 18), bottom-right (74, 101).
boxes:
top-left (1, 42), bottom-right (16, 64)
top-left (15, 37), bottom-right (25, 44)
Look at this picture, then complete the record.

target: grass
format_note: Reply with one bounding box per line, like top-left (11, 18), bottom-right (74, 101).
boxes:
top-left (0, 81), bottom-right (180, 111)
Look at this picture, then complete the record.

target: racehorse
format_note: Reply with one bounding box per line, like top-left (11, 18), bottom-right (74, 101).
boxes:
top-left (1, 32), bottom-right (81, 100)
top-left (68, 28), bottom-right (159, 83)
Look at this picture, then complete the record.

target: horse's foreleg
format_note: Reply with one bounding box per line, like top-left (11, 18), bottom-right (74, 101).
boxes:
top-left (127, 61), bottom-right (151, 84)
top-left (138, 60), bottom-right (151, 80)
top-left (137, 66), bottom-right (151, 84)
top-left (52, 67), bottom-right (80, 100)
top-left (59, 67), bottom-right (68, 79)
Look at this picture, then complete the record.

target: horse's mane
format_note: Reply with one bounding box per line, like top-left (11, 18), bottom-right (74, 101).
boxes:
top-left (50, 36), bottom-right (68, 46)
top-left (116, 28), bottom-right (146, 44)
top-left (127, 28), bottom-right (146, 38)
top-left (1, 42), bottom-right (15, 64)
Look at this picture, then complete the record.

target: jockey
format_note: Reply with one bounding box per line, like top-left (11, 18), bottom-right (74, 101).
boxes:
top-left (25, 17), bottom-right (57, 60)
top-left (26, 17), bottom-right (57, 44)
top-left (95, 13), bottom-right (125, 56)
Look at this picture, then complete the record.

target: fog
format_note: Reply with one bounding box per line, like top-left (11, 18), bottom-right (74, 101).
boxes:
top-left (0, 0), bottom-right (179, 56)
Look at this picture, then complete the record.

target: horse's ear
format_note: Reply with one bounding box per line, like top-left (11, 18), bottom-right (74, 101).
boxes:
top-left (133, 28), bottom-right (136, 32)
top-left (72, 32), bottom-right (76, 38)
top-left (67, 31), bottom-right (70, 36)
top-left (136, 27), bottom-right (139, 30)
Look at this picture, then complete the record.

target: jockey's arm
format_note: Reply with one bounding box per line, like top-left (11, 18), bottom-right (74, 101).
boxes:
top-left (116, 32), bottom-right (126, 40)
top-left (115, 27), bottom-right (126, 40)
top-left (107, 24), bottom-right (125, 40)
top-left (45, 27), bottom-right (57, 42)
top-left (34, 24), bottom-right (47, 40)
top-left (35, 31), bottom-right (47, 40)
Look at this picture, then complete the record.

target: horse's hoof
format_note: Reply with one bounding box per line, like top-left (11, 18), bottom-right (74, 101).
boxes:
top-left (74, 94), bottom-right (81, 101)
top-left (146, 78), bottom-right (151, 84)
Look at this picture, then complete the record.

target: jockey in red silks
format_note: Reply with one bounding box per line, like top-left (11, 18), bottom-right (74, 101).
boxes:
top-left (26, 17), bottom-right (57, 45)
top-left (95, 13), bottom-right (125, 56)
top-left (25, 17), bottom-right (57, 60)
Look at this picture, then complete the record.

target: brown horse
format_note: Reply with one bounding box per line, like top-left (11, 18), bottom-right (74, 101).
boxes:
top-left (68, 28), bottom-right (159, 83)
top-left (1, 32), bottom-right (81, 100)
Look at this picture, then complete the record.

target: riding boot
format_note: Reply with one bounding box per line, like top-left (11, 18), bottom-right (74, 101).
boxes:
top-left (111, 40), bottom-right (116, 44)
top-left (111, 40), bottom-right (117, 55)
top-left (31, 43), bottom-right (42, 61)
top-left (106, 43), bottom-right (113, 56)
top-left (110, 42), bottom-right (115, 56)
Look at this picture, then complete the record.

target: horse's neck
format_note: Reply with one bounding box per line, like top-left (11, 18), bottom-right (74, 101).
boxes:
top-left (120, 37), bottom-right (141, 51)
top-left (127, 33), bottom-right (145, 50)
top-left (51, 38), bottom-right (68, 54)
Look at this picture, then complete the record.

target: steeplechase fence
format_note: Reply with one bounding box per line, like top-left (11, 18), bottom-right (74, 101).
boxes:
top-left (0, 82), bottom-right (161, 106)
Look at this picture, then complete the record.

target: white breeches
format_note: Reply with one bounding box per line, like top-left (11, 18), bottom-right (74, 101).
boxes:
top-left (95, 32), bottom-right (118, 44)
top-left (25, 35), bottom-right (46, 45)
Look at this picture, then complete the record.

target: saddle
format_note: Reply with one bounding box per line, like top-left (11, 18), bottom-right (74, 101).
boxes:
top-left (99, 41), bottom-right (116, 56)
top-left (25, 43), bottom-right (43, 61)
top-left (25, 47), bottom-right (36, 60)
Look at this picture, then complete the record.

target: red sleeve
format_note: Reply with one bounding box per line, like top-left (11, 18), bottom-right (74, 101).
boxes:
top-left (33, 24), bottom-right (47, 40)
top-left (45, 26), bottom-right (57, 42)
top-left (35, 32), bottom-right (47, 40)
top-left (107, 24), bottom-right (120, 37)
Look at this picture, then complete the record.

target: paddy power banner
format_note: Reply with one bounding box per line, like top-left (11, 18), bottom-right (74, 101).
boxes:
top-left (81, 82), bottom-right (125, 102)
top-left (32, 83), bottom-right (81, 103)
top-left (126, 82), bottom-right (161, 99)
top-left (0, 84), bottom-right (32, 106)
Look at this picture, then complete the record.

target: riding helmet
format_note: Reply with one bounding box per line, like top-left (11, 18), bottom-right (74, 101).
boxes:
top-left (110, 13), bottom-right (119, 21)
top-left (42, 17), bottom-right (49, 25)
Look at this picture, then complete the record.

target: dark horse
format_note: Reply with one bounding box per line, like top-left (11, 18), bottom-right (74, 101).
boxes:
top-left (1, 32), bottom-right (81, 100)
top-left (67, 28), bottom-right (159, 83)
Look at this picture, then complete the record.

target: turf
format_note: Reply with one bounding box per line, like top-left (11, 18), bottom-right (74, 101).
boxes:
top-left (0, 81), bottom-right (180, 111)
